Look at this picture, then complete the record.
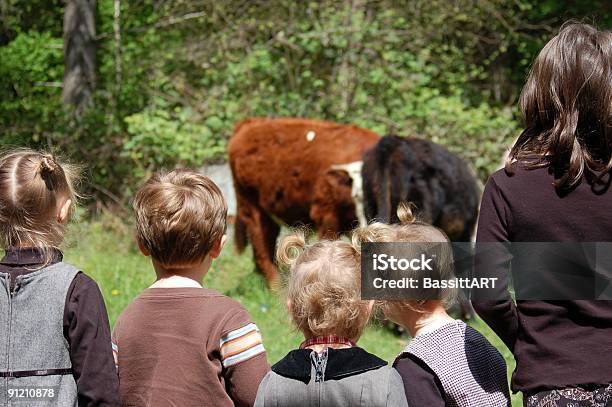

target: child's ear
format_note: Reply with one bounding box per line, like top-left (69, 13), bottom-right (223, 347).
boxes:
top-left (136, 237), bottom-right (150, 257)
top-left (209, 235), bottom-right (227, 259)
top-left (286, 299), bottom-right (293, 312)
top-left (57, 198), bottom-right (72, 224)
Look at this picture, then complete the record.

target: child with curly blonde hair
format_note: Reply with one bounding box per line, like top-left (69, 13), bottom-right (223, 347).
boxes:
top-left (353, 203), bottom-right (510, 407)
top-left (254, 233), bottom-right (408, 407)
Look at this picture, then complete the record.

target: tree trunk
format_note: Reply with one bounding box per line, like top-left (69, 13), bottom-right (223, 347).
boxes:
top-left (113, 0), bottom-right (121, 109)
top-left (62, 0), bottom-right (96, 117)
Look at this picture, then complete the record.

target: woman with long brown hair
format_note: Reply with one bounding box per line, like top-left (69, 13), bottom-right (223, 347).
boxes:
top-left (474, 22), bottom-right (612, 406)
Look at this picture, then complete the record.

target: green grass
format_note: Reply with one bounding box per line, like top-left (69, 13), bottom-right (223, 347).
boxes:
top-left (63, 216), bottom-right (522, 406)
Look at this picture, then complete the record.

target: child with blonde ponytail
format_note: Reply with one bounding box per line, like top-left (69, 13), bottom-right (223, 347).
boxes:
top-left (0, 149), bottom-right (119, 406)
top-left (254, 233), bottom-right (408, 407)
top-left (353, 203), bottom-right (510, 407)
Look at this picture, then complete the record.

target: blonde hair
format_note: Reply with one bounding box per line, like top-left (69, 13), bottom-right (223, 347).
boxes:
top-left (277, 232), bottom-right (371, 340)
top-left (133, 168), bottom-right (227, 268)
top-left (352, 202), bottom-right (457, 311)
top-left (0, 149), bottom-right (79, 259)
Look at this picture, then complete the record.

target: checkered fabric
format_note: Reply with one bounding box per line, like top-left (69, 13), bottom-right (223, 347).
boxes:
top-left (403, 320), bottom-right (510, 407)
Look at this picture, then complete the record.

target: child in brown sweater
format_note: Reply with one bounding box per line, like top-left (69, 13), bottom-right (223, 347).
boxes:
top-left (112, 169), bottom-right (269, 406)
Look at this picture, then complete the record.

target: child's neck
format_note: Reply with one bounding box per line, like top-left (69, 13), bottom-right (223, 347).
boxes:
top-left (150, 275), bottom-right (202, 288)
top-left (403, 305), bottom-right (456, 338)
top-left (306, 343), bottom-right (351, 353)
top-left (149, 259), bottom-right (210, 288)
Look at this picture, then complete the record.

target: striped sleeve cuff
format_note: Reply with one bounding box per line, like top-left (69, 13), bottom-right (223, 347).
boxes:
top-left (112, 342), bottom-right (119, 370)
top-left (220, 323), bottom-right (265, 368)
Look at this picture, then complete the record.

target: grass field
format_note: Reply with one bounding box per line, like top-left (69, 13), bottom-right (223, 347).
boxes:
top-left (63, 216), bottom-right (523, 406)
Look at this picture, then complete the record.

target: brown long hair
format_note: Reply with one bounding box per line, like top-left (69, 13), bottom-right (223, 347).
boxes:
top-left (0, 149), bottom-right (79, 261)
top-left (508, 22), bottom-right (612, 191)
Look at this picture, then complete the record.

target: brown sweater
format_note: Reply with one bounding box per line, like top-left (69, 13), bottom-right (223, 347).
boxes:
top-left (112, 287), bottom-right (270, 407)
top-left (474, 162), bottom-right (612, 394)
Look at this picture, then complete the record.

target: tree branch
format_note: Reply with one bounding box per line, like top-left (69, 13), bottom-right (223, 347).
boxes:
top-left (95, 10), bottom-right (207, 41)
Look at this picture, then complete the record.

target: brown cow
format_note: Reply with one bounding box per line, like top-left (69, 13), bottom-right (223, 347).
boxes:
top-left (228, 118), bottom-right (379, 285)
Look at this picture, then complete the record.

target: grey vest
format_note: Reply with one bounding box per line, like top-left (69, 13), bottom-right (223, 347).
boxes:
top-left (254, 347), bottom-right (409, 407)
top-left (404, 320), bottom-right (510, 407)
top-left (0, 262), bottom-right (79, 406)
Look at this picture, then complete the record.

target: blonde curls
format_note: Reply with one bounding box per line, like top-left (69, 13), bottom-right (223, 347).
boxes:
top-left (277, 233), bottom-right (371, 340)
top-left (353, 202), bottom-right (447, 245)
top-left (351, 201), bottom-right (458, 310)
top-left (352, 202), bottom-right (422, 250)
top-left (275, 231), bottom-right (306, 268)
top-left (396, 201), bottom-right (417, 224)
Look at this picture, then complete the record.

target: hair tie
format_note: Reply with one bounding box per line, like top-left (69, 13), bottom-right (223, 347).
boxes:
top-left (397, 201), bottom-right (417, 224)
top-left (40, 156), bottom-right (57, 177)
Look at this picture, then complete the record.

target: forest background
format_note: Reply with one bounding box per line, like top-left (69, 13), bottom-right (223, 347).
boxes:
top-left (3, 0), bottom-right (611, 204)
top-left (1, 4), bottom-right (611, 405)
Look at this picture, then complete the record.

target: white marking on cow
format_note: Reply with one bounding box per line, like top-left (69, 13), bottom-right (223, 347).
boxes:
top-left (306, 131), bottom-right (316, 142)
top-left (331, 161), bottom-right (366, 227)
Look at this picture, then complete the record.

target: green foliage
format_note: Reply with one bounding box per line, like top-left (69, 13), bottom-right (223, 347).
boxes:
top-left (0, 31), bottom-right (65, 145)
top-left (122, 100), bottom-right (226, 184)
top-left (0, 0), bottom-right (610, 203)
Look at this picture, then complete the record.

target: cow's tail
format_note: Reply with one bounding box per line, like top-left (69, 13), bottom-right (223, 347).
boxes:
top-left (234, 214), bottom-right (248, 253)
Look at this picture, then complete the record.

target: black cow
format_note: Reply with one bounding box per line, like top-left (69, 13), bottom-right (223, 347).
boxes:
top-left (362, 135), bottom-right (481, 319)
top-left (362, 135), bottom-right (480, 241)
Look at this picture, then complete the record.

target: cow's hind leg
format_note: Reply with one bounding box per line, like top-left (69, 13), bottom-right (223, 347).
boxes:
top-left (239, 199), bottom-right (281, 287)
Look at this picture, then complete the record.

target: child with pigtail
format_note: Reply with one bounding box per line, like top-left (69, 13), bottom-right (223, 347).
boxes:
top-left (0, 149), bottom-right (120, 406)
top-left (254, 233), bottom-right (408, 407)
top-left (352, 203), bottom-right (510, 407)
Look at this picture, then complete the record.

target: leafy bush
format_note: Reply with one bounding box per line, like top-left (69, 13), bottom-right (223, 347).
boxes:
top-left (122, 99), bottom-right (226, 187)
top-left (0, 31), bottom-right (65, 146)
top-left (0, 1), bottom-right (609, 206)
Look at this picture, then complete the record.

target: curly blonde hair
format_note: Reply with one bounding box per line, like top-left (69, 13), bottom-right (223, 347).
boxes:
top-left (276, 232), bottom-right (371, 340)
top-left (352, 202), bottom-right (458, 312)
